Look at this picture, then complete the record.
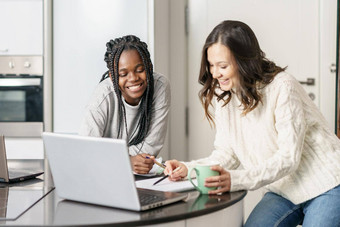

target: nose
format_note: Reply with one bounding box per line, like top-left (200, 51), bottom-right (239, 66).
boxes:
top-left (128, 72), bottom-right (139, 81)
top-left (211, 66), bottom-right (220, 79)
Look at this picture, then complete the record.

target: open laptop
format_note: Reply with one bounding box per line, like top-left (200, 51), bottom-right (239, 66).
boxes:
top-left (0, 135), bottom-right (44, 183)
top-left (42, 132), bottom-right (187, 211)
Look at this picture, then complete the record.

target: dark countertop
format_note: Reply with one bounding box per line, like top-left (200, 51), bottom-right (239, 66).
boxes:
top-left (50, 190), bottom-right (247, 227)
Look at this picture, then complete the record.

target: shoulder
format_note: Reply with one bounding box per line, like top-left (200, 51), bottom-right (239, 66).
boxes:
top-left (87, 77), bottom-right (116, 109)
top-left (152, 72), bottom-right (171, 106)
top-left (153, 72), bottom-right (170, 89)
top-left (153, 72), bottom-right (171, 96)
top-left (262, 72), bottom-right (312, 108)
top-left (264, 72), bottom-right (302, 95)
top-left (269, 72), bottom-right (300, 88)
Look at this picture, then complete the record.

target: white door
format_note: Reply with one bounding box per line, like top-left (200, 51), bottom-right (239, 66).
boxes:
top-left (187, 0), bottom-right (337, 220)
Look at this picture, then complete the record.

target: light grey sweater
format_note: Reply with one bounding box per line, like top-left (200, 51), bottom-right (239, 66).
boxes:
top-left (79, 72), bottom-right (170, 156)
top-left (185, 72), bottom-right (340, 204)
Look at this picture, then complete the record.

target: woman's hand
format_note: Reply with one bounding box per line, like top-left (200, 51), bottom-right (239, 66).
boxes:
top-left (130, 154), bottom-right (154, 174)
top-left (205, 165), bottom-right (231, 194)
top-left (164, 160), bottom-right (188, 181)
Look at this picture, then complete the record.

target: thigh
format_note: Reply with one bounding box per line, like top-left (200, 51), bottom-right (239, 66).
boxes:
top-left (245, 192), bottom-right (303, 227)
top-left (303, 185), bottom-right (340, 227)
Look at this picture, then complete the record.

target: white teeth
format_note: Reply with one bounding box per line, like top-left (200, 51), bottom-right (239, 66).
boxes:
top-left (128, 84), bottom-right (141, 91)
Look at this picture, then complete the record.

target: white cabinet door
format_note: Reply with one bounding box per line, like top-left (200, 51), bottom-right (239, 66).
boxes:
top-left (0, 0), bottom-right (43, 55)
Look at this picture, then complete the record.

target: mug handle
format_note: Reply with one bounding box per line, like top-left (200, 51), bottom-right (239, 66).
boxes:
top-left (188, 167), bottom-right (200, 192)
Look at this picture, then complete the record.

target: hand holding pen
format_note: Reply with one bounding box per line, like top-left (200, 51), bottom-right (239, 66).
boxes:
top-left (130, 154), bottom-right (155, 174)
top-left (163, 160), bottom-right (188, 181)
top-left (146, 156), bottom-right (166, 169)
top-left (153, 166), bottom-right (181, 185)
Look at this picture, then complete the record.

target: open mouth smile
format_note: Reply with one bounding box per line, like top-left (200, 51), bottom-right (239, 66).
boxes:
top-left (127, 83), bottom-right (143, 92)
top-left (219, 79), bottom-right (230, 85)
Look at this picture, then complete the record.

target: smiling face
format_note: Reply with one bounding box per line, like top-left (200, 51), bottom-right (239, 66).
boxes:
top-left (117, 49), bottom-right (147, 106)
top-left (207, 43), bottom-right (240, 91)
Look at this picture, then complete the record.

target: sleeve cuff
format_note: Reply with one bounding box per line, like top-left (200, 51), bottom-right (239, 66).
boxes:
top-left (229, 170), bottom-right (245, 192)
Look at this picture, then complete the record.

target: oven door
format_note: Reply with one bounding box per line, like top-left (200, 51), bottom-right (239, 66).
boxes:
top-left (0, 77), bottom-right (43, 137)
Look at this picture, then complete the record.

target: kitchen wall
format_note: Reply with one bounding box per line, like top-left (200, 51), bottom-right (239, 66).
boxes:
top-left (52, 0), bottom-right (191, 161)
top-left (53, 0), bottom-right (149, 134)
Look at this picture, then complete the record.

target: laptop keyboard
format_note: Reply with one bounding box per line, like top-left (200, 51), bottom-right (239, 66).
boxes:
top-left (138, 189), bottom-right (167, 206)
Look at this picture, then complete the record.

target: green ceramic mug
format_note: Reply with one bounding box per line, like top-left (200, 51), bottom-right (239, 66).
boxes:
top-left (188, 162), bottom-right (220, 194)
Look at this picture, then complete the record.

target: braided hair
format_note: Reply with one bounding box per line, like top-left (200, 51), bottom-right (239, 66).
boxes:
top-left (101, 35), bottom-right (154, 147)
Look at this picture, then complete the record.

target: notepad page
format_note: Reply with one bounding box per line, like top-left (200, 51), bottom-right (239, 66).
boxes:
top-left (135, 177), bottom-right (197, 192)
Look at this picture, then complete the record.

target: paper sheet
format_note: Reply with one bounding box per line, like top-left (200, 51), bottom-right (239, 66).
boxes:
top-left (135, 177), bottom-right (197, 192)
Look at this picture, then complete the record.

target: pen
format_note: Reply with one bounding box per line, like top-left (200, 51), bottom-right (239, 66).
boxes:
top-left (153, 166), bottom-right (181, 186)
top-left (146, 156), bottom-right (166, 169)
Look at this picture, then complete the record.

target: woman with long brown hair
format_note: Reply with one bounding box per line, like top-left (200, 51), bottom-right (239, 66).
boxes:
top-left (165, 20), bottom-right (340, 226)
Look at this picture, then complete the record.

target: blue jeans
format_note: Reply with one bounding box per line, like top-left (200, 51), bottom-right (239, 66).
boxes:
top-left (245, 185), bottom-right (340, 227)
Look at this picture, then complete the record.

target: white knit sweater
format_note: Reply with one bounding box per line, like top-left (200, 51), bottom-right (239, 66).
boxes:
top-left (185, 72), bottom-right (340, 204)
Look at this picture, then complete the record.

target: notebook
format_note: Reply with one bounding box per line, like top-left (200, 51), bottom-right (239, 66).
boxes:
top-left (42, 132), bottom-right (188, 211)
top-left (0, 135), bottom-right (44, 183)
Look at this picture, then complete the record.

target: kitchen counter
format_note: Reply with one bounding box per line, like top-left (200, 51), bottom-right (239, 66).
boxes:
top-left (0, 160), bottom-right (247, 226)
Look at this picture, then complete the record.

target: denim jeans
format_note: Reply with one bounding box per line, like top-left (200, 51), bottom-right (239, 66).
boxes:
top-left (244, 185), bottom-right (340, 227)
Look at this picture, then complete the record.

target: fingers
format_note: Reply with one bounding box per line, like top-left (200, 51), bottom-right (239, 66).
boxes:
top-left (170, 163), bottom-right (188, 181)
top-left (164, 160), bottom-right (176, 175)
top-left (205, 168), bottom-right (231, 195)
top-left (130, 154), bottom-right (154, 174)
top-left (140, 154), bottom-right (155, 164)
top-left (210, 165), bottom-right (224, 173)
top-left (168, 167), bottom-right (186, 181)
top-left (141, 153), bottom-right (155, 160)
top-left (163, 160), bottom-right (188, 181)
top-left (133, 166), bottom-right (152, 174)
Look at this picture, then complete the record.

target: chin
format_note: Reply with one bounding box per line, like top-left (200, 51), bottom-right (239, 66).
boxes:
top-left (221, 86), bottom-right (232, 92)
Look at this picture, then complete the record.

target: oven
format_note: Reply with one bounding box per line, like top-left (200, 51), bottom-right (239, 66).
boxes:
top-left (0, 56), bottom-right (43, 137)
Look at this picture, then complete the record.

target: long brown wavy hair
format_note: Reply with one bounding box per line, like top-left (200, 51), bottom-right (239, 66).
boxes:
top-left (199, 20), bottom-right (286, 125)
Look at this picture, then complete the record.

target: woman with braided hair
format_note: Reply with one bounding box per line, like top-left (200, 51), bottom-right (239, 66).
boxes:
top-left (79, 35), bottom-right (170, 174)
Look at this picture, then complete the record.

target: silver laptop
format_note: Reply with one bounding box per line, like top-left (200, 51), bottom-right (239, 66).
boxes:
top-left (42, 132), bottom-right (187, 211)
top-left (0, 135), bottom-right (44, 183)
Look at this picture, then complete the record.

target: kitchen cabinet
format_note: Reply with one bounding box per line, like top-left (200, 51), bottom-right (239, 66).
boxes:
top-left (0, 0), bottom-right (43, 56)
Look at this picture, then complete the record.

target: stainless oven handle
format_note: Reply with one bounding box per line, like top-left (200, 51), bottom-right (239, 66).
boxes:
top-left (0, 78), bottom-right (41, 87)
